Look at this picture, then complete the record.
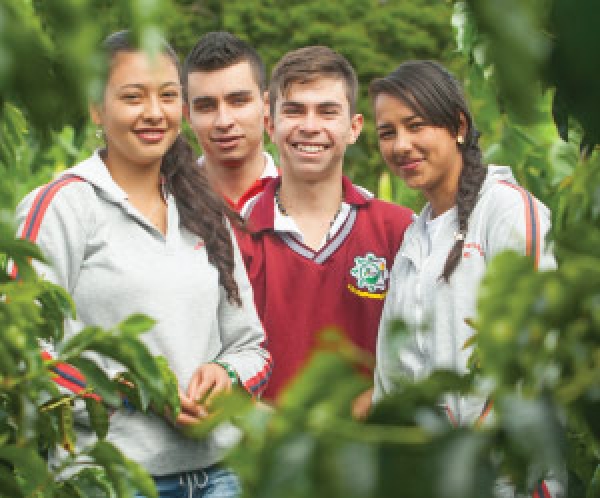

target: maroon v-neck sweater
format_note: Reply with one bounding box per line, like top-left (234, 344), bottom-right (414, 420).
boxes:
top-left (238, 176), bottom-right (413, 399)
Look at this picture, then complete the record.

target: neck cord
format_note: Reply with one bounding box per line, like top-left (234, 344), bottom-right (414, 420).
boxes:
top-left (275, 184), bottom-right (344, 238)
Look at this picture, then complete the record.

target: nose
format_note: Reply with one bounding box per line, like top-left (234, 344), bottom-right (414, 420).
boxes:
top-left (391, 131), bottom-right (411, 156)
top-left (143, 94), bottom-right (164, 122)
top-left (298, 110), bottom-right (319, 135)
top-left (214, 105), bottom-right (234, 130)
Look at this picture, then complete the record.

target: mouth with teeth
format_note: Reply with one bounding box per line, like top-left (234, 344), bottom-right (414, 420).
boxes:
top-left (292, 142), bottom-right (330, 153)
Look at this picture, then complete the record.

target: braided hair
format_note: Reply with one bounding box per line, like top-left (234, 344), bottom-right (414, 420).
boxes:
top-left (369, 60), bottom-right (487, 281)
top-left (102, 31), bottom-right (242, 304)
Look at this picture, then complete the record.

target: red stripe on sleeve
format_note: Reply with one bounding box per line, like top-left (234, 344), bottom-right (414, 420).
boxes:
top-left (445, 405), bottom-right (459, 427)
top-left (19, 184), bottom-right (50, 239)
top-left (12, 176), bottom-right (83, 279)
top-left (541, 481), bottom-right (552, 498)
top-left (530, 194), bottom-right (541, 268)
top-left (28, 177), bottom-right (83, 243)
top-left (41, 345), bottom-right (101, 401)
top-left (243, 359), bottom-right (273, 396)
top-left (475, 398), bottom-right (494, 428)
top-left (497, 181), bottom-right (537, 263)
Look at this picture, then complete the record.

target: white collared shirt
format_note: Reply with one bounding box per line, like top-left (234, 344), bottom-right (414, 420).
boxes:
top-left (273, 200), bottom-right (352, 251)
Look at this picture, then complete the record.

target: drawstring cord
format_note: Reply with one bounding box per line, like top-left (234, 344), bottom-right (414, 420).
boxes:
top-left (179, 470), bottom-right (209, 497)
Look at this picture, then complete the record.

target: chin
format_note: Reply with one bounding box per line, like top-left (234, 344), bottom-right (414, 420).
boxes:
top-left (399, 177), bottom-right (422, 191)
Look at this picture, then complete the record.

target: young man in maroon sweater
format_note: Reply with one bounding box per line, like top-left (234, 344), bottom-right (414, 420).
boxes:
top-left (183, 32), bottom-right (277, 215)
top-left (238, 46), bottom-right (413, 416)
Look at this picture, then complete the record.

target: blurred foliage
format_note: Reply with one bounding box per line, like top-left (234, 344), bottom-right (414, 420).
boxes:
top-left (0, 2), bottom-right (181, 496)
top-left (214, 0), bottom-right (458, 197)
top-left (0, 222), bottom-right (181, 496)
top-left (2, 0), bottom-right (600, 497)
top-left (453, 2), bottom-right (576, 206)
top-left (4, 0), bottom-right (458, 208)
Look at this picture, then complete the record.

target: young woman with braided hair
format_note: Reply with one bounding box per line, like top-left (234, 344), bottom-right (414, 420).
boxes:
top-left (15, 30), bottom-right (271, 497)
top-left (370, 61), bottom-right (562, 497)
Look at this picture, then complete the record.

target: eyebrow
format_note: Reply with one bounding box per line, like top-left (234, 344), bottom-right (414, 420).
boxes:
top-left (191, 90), bottom-right (254, 105)
top-left (280, 100), bottom-right (344, 110)
top-left (280, 101), bottom-right (304, 109)
top-left (119, 82), bottom-right (180, 91)
top-left (376, 114), bottom-right (420, 130)
top-left (226, 90), bottom-right (253, 99)
top-left (318, 101), bottom-right (343, 110)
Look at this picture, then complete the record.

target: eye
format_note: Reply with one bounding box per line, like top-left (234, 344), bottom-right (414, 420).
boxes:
top-left (231, 95), bottom-right (251, 106)
top-left (194, 101), bottom-right (216, 112)
top-left (407, 121), bottom-right (425, 132)
top-left (122, 93), bottom-right (142, 103)
top-left (378, 129), bottom-right (395, 140)
top-left (162, 90), bottom-right (180, 100)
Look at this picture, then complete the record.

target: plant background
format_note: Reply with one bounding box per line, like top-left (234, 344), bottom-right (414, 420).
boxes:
top-left (1, 0), bottom-right (599, 497)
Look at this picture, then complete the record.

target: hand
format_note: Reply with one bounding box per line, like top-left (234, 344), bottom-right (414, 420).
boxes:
top-left (351, 386), bottom-right (374, 421)
top-left (187, 362), bottom-right (232, 410)
top-left (170, 386), bottom-right (208, 427)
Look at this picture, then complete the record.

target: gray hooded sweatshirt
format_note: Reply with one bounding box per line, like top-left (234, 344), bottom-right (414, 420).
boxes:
top-left (15, 151), bottom-right (271, 475)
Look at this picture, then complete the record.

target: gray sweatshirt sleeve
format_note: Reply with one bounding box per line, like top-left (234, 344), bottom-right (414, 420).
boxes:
top-left (16, 181), bottom-right (124, 387)
top-left (485, 184), bottom-right (556, 270)
top-left (214, 231), bottom-right (272, 397)
top-left (15, 182), bottom-right (90, 293)
top-left (14, 180), bottom-right (102, 422)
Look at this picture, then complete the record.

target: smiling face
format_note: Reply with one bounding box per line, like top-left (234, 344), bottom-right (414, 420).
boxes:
top-left (184, 61), bottom-right (267, 169)
top-left (374, 92), bottom-right (465, 202)
top-left (268, 77), bottom-right (363, 183)
top-left (90, 51), bottom-right (182, 174)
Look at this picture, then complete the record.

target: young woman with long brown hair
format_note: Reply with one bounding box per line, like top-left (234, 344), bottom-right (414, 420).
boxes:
top-left (371, 60), bottom-right (562, 498)
top-left (15, 30), bottom-right (271, 498)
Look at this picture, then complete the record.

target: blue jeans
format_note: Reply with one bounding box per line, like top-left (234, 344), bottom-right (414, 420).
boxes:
top-left (136, 466), bottom-right (241, 498)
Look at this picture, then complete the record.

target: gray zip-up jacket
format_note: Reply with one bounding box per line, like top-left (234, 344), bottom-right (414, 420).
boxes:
top-left (15, 151), bottom-right (271, 475)
top-left (374, 166), bottom-right (563, 497)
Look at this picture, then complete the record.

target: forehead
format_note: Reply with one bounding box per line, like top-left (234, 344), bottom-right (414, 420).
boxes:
top-left (279, 77), bottom-right (349, 107)
top-left (374, 93), bottom-right (418, 122)
top-left (108, 51), bottom-right (179, 86)
top-left (186, 61), bottom-right (260, 98)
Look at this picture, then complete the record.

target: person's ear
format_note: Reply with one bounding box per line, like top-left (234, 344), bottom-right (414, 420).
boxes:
top-left (89, 103), bottom-right (103, 126)
top-left (348, 113), bottom-right (364, 144)
top-left (458, 112), bottom-right (468, 142)
top-left (266, 114), bottom-right (276, 141)
top-left (263, 91), bottom-right (270, 130)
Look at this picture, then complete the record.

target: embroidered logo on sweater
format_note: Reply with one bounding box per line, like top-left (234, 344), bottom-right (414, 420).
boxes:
top-left (350, 253), bottom-right (388, 293)
top-left (463, 242), bottom-right (485, 259)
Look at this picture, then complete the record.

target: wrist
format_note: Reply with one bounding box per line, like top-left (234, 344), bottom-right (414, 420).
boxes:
top-left (211, 360), bottom-right (238, 386)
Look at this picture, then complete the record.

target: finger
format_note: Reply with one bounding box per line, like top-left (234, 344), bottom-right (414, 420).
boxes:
top-left (187, 372), bottom-right (202, 400)
top-left (351, 387), bottom-right (374, 421)
top-left (205, 378), bottom-right (231, 407)
top-left (176, 409), bottom-right (207, 426)
top-left (193, 377), bottom-right (217, 405)
top-left (179, 387), bottom-right (203, 417)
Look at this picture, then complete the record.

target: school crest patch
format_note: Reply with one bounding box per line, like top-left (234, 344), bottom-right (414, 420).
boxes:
top-left (350, 253), bottom-right (388, 293)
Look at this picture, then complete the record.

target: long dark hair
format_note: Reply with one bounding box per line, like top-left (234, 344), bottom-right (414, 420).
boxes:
top-left (102, 30), bottom-right (242, 304)
top-left (369, 60), bottom-right (487, 281)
